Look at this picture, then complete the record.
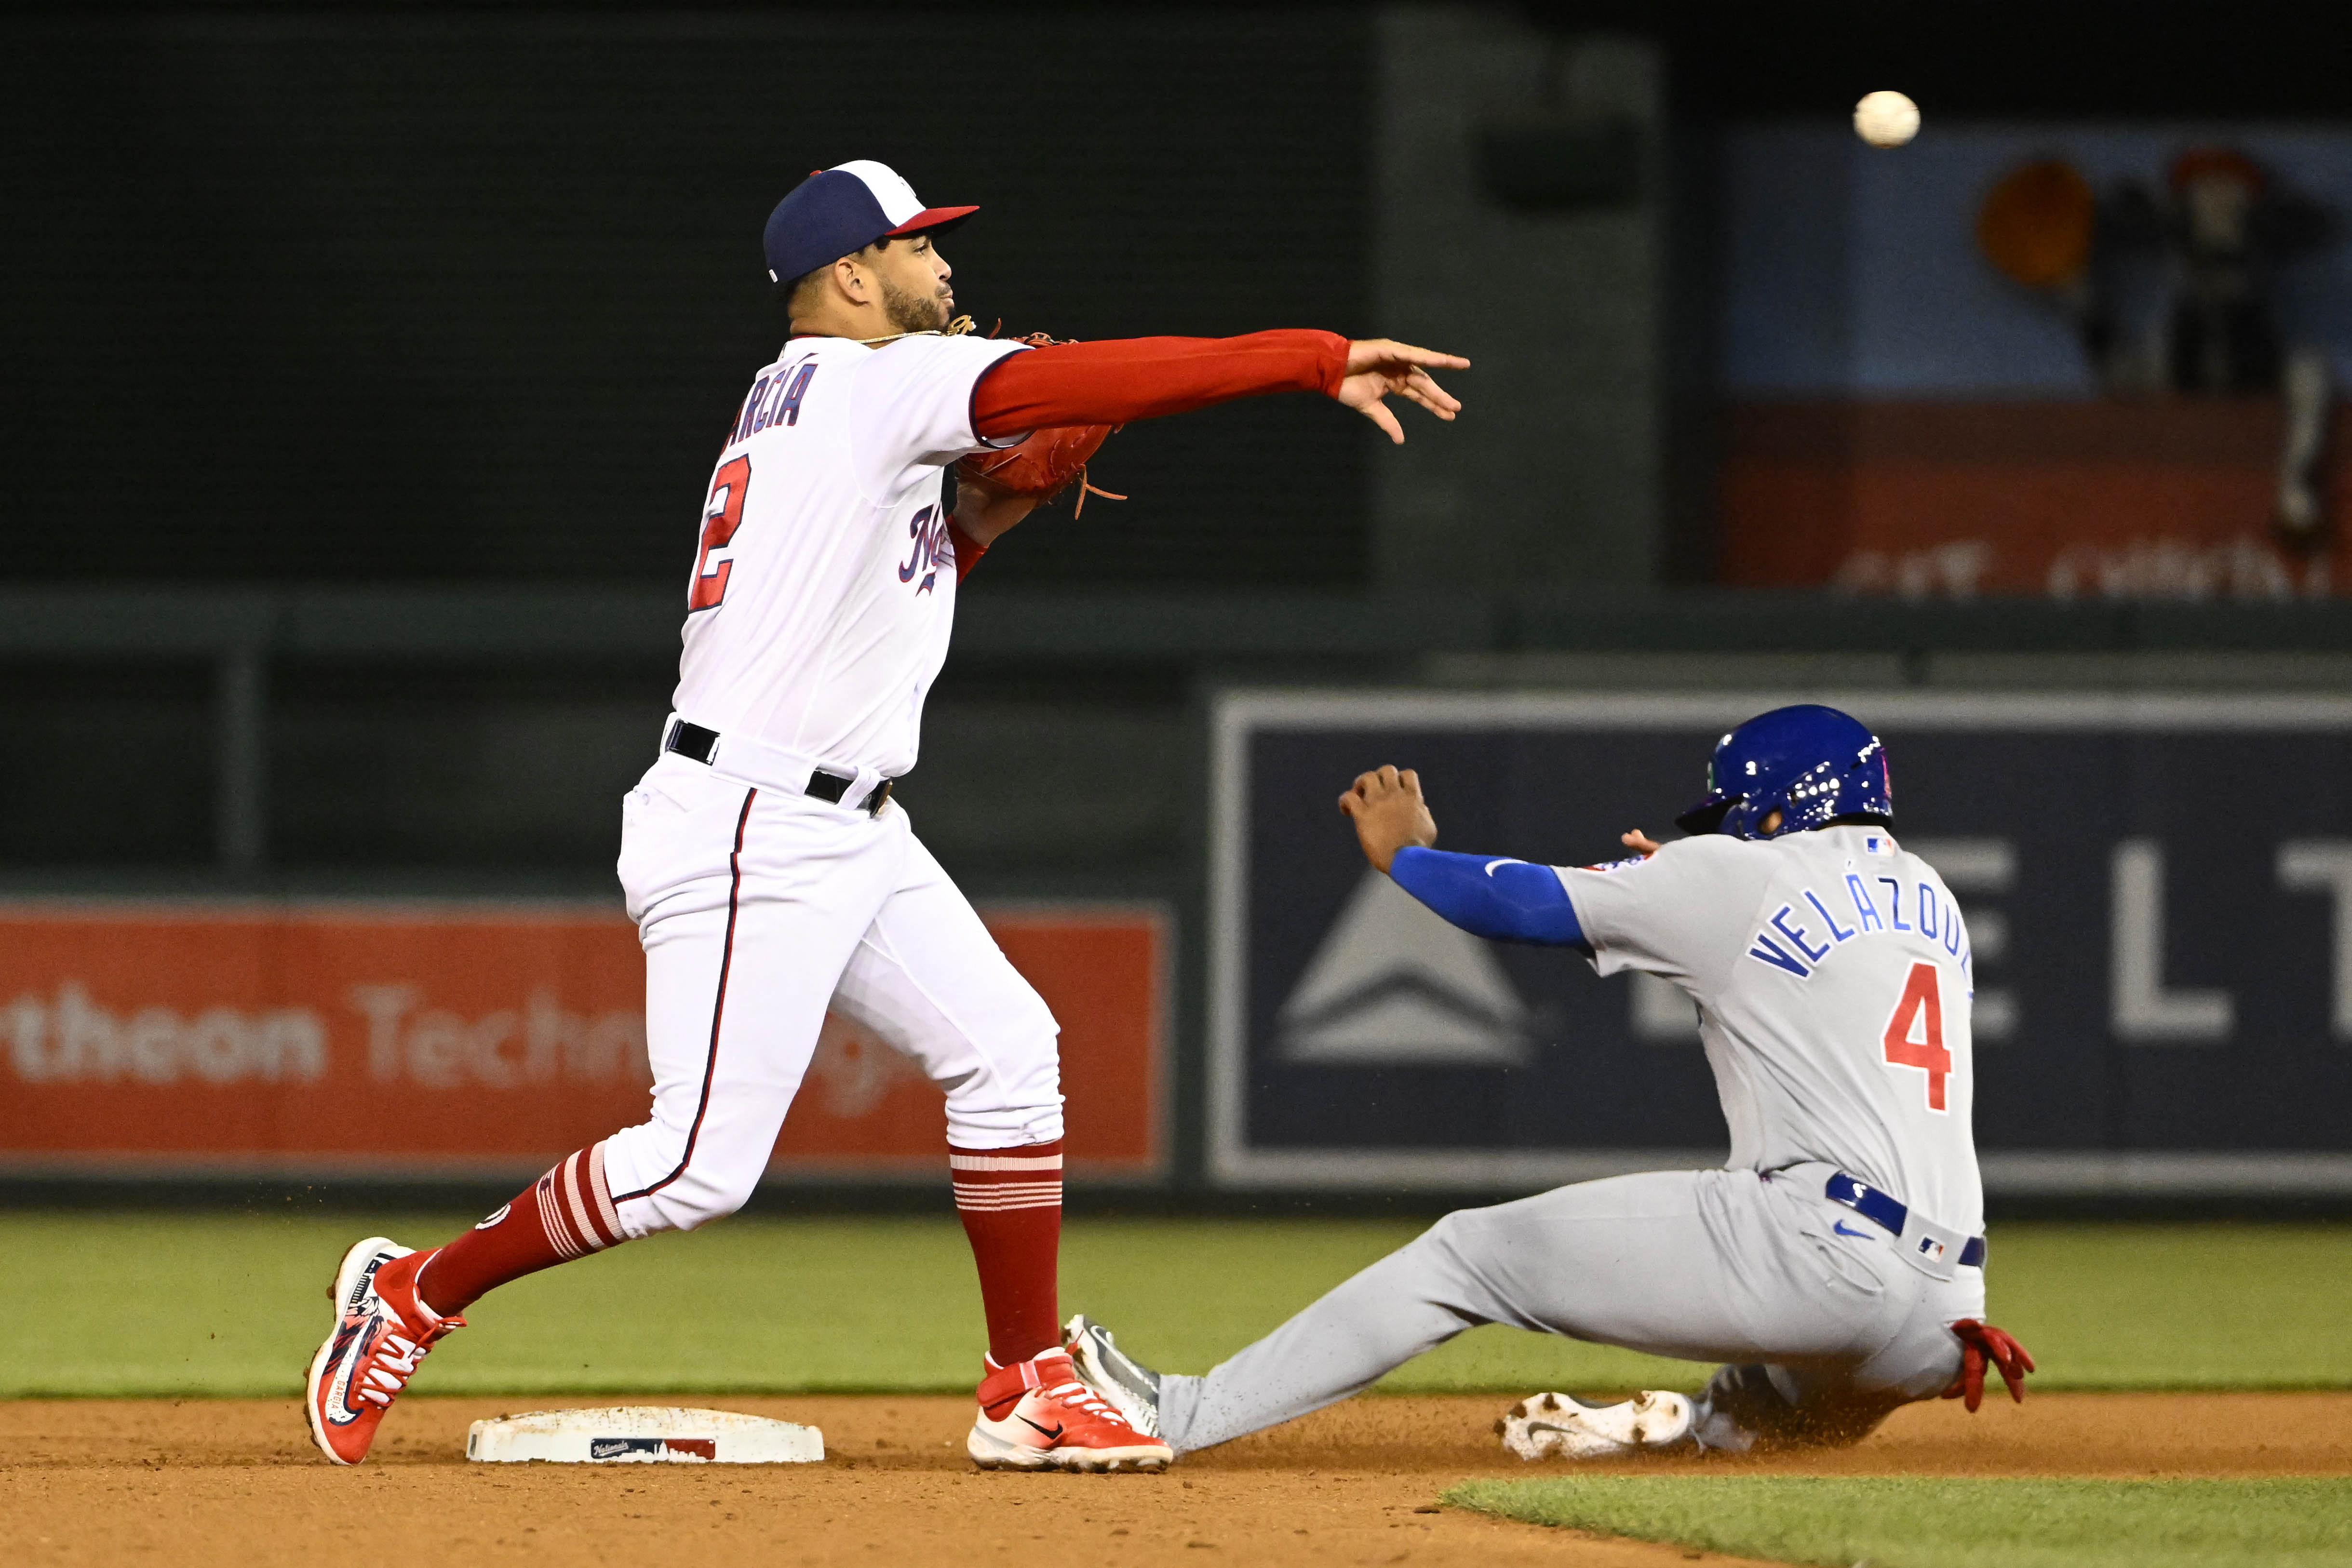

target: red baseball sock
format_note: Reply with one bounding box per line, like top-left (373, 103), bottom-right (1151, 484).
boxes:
top-left (414, 1143), bottom-right (625, 1317)
top-left (952, 1138), bottom-right (1063, 1367)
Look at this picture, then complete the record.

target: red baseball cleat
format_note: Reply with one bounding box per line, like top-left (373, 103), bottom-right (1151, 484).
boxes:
top-left (304, 1237), bottom-right (463, 1465)
top-left (966, 1347), bottom-right (1172, 1473)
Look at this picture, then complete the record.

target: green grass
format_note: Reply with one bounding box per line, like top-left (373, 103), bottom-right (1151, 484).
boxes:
top-left (1966, 1225), bottom-right (2352, 1389)
top-left (0, 1213), bottom-right (2345, 1398)
top-left (1444, 1476), bottom-right (2352, 1568)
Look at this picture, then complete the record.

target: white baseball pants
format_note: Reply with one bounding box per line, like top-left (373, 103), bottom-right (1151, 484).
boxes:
top-left (598, 751), bottom-right (1063, 1237)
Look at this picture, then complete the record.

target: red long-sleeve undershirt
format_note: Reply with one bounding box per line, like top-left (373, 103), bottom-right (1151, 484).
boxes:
top-left (950, 328), bottom-right (1349, 580)
top-left (968, 329), bottom-right (1349, 438)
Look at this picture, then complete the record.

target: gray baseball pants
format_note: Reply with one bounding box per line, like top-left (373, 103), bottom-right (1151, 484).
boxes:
top-left (1157, 1166), bottom-right (1982, 1455)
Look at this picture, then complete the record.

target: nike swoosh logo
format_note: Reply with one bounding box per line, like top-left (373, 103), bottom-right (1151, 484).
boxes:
top-left (1018, 1416), bottom-right (1065, 1441)
top-left (1482, 858), bottom-right (1520, 877)
top-left (1832, 1220), bottom-right (1872, 1239)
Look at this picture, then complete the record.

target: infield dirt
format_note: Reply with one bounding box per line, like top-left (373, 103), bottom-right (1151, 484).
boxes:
top-left (6, 1392), bottom-right (2348, 1568)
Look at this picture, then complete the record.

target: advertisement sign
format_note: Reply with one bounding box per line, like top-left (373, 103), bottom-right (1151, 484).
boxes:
top-left (1210, 690), bottom-right (2352, 1194)
top-left (1718, 402), bottom-right (2346, 599)
top-left (0, 902), bottom-right (1165, 1180)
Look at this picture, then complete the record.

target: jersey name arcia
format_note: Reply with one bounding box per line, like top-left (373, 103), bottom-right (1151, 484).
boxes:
top-left (670, 332), bottom-right (1027, 786)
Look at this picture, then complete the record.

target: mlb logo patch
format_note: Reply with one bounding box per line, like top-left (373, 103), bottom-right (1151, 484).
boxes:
top-left (1865, 835), bottom-right (1892, 856)
top-left (1916, 1236), bottom-right (1947, 1261)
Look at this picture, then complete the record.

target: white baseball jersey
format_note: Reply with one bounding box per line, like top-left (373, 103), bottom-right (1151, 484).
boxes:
top-left (672, 331), bottom-right (1030, 786)
top-left (1558, 826), bottom-right (1982, 1235)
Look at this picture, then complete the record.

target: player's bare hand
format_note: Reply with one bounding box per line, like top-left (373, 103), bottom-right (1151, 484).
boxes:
top-left (1337, 339), bottom-right (1468, 445)
top-left (1338, 764), bottom-right (1439, 873)
top-left (1621, 829), bottom-right (1663, 858)
top-left (952, 469), bottom-right (1040, 548)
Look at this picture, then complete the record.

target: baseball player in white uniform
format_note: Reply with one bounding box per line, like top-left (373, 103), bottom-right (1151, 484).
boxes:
top-left (1067, 705), bottom-right (2035, 1460)
top-left (305, 159), bottom-right (1468, 1471)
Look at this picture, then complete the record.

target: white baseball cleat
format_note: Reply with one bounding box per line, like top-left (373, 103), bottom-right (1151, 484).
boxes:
top-left (1062, 1313), bottom-right (1164, 1440)
top-left (1496, 1389), bottom-right (1695, 1461)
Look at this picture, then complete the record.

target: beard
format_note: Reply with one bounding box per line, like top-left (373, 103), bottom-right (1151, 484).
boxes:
top-left (878, 273), bottom-right (951, 335)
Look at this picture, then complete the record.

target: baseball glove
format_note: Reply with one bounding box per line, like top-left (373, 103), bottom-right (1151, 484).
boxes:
top-left (954, 329), bottom-right (1127, 517)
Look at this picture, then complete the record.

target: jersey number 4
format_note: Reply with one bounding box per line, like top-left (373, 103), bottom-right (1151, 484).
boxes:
top-left (1882, 961), bottom-right (1952, 1112)
top-left (691, 456), bottom-right (750, 613)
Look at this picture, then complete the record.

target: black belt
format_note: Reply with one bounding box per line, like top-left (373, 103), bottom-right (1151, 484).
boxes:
top-left (1825, 1170), bottom-right (1986, 1268)
top-left (663, 721), bottom-right (894, 816)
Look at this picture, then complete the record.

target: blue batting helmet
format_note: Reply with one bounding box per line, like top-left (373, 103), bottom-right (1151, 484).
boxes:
top-left (1674, 705), bottom-right (1893, 841)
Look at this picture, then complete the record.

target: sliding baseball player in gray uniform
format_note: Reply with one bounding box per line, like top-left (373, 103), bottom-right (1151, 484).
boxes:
top-left (1069, 704), bottom-right (2033, 1459)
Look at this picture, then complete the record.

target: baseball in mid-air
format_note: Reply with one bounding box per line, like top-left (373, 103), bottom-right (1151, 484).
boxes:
top-left (1854, 91), bottom-right (1921, 148)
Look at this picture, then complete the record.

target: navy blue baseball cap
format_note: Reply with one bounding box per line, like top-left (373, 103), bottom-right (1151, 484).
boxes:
top-left (763, 160), bottom-right (978, 284)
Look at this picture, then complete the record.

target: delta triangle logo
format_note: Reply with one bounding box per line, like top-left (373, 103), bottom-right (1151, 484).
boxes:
top-left (1277, 870), bottom-right (1532, 1066)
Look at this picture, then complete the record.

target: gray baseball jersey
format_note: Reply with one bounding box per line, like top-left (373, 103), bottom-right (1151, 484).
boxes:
top-left (1150, 823), bottom-right (1989, 1457)
top-left (1557, 824), bottom-right (1982, 1237)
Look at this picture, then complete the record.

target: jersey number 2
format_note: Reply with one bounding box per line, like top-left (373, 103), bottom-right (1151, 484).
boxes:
top-left (1882, 961), bottom-right (1951, 1112)
top-left (690, 456), bottom-right (751, 613)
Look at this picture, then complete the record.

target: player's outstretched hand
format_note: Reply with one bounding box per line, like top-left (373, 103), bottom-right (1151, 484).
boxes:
top-left (1338, 764), bottom-right (1440, 873)
top-left (1942, 1318), bottom-right (2036, 1412)
top-left (1337, 339), bottom-right (1469, 445)
top-left (1622, 829), bottom-right (1663, 858)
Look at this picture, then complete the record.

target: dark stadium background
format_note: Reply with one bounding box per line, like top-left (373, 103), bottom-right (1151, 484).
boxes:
top-left (6, 0), bottom-right (2352, 1204)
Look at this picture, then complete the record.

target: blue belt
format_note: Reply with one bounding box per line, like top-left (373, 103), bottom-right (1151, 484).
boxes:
top-left (1824, 1170), bottom-right (1986, 1268)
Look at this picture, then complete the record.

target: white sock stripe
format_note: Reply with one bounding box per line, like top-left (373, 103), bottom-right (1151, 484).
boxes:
top-left (564, 1157), bottom-right (591, 1251)
top-left (947, 1153), bottom-right (1064, 1172)
top-left (537, 1168), bottom-right (586, 1259)
top-left (953, 1181), bottom-right (1063, 1200)
top-left (561, 1153), bottom-right (608, 1254)
top-left (558, 1156), bottom-right (582, 1242)
top-left (954, 1194), bottom-right (1064, 1211)
top-left (586, 1142), bottom-right (622, 1244)
top-left (534, 1171), bottom-right (570, 1255)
